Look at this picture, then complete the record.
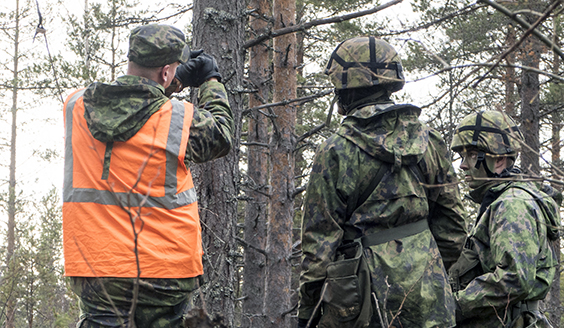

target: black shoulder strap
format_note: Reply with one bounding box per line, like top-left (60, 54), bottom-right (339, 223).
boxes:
top-left (343, 162), bottom-right (391, 241)
top-left (356, 162), bottom-right (391, 210)
top-left (343, 156), bottom-right (430, 242)
top-left (345, 159), bottom-right (429, 218)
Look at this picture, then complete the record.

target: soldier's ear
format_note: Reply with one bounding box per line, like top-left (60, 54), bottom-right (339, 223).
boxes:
top-left (161, 64), bottom-right (172, 84)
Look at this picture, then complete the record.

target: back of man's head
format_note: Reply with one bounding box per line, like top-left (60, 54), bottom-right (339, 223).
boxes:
top-left (127, 24), bottom-right (190, 68)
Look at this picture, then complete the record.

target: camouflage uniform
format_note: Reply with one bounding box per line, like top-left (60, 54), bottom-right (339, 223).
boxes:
top-left (449, 111), bottom-right (558, 328)
top-left (453, 180), bottom-right (558, 328)
top-left (298, 102), bottom-right (467, 327)
top-left (66, 24), bottom-right (233, 328)
top-left (70, 277), bottom-right (200, 328)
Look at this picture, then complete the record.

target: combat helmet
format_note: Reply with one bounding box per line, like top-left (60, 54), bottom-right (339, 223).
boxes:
top-left (324, 36), bottom-right (405, 92)
top-left (451, 110), bottom-right (524, 158)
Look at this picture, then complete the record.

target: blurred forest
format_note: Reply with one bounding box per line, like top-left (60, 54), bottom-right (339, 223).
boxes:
top-left (0, 0), bottom-right (562, 327)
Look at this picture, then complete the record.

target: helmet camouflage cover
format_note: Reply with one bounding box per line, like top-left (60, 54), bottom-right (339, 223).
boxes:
top-left (451, 110), bottom-right (524, 157)
top-left (324, 36), bottom-right (405, 92)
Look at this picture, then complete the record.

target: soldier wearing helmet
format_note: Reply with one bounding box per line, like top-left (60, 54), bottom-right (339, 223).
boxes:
top-left (297, 36), bottom-right (467, 328)
top-left (449, 110), bottom-right (559, 327)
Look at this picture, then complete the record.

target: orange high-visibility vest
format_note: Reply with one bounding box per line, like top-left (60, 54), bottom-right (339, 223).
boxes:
top-left (63, 89), bottom-right (202, 278)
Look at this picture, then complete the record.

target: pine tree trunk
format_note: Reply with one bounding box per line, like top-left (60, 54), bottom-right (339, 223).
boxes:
top-left (242, 0), bottom-right (271, 326)
top-left (265, 0), bottom-right (296, 326)
top-left (6, 0), bottom-right (20, 326)
top-left (191, 1), bottom-right (245, 326)
top-left (504, 25), bottom-right (516, 116)
top-left (547, 110), bottom-right (561, 328)
top-left (546, 15), bottom-right (562, 328)
top-left (519, 6), bottom-right (541, 175)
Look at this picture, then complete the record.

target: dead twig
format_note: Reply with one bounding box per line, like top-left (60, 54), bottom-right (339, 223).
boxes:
top-left (242, 89), bottom-right (333, 116)
top-left (478, 0), bottom-right (564, 60)
top-left (244, 0), bottom-right (403, 49)
top-left (473, 0), bottom-right (563, 87)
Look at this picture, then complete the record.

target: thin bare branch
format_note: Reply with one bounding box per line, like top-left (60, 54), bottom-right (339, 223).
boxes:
top-left (305, 282), bottom-right (327, 328)
top-left (235, 236), bottom-right (267, 256)
top-left (243, 0), bottom-right (403, 49)
top-left (382, 2), bottom-right (483, 36)
top-left (242, 89), bottom-right (332, 116)
top-left (478, 0), bottom-right (564, 60)
top-left (415, 61), bottom-right (563, 113)
top-left (296, 123), bottom-right (326, 144)
top-left (291, 186), bottom-right (306, 198)
top-left (401, 38), bottom-right (450, 69)
top-left (473, 0), bottom-right (563, 87)
top-left (241, 142), bottom-right (270, 148)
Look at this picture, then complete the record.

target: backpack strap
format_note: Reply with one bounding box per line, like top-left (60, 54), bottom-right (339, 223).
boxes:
top-left (343, 162), bottom-right (391, 241)
top-left (355, 162), bottom-right (391, 212)
top-left (343, 159), bottom-right (429, 242)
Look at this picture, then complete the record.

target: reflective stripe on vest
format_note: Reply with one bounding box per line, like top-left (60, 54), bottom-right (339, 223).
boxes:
top-left (63, 91), bottom-right (196, 209)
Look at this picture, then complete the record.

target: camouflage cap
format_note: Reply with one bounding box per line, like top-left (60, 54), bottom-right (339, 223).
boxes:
top-left (127, 24), bottom-right (190, 67)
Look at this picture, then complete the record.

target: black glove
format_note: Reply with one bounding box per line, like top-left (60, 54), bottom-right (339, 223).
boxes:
top-left (175, 49), bottom-right (222, 88)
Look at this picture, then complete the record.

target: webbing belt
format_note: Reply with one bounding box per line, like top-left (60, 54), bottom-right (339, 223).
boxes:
top-left (361, 219), bottom-right (429, 247)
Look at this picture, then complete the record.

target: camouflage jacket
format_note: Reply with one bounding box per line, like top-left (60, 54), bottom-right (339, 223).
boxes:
top-left (298, 102), bottom-right (467, 327)
top-left (82, 75), bottom-right (233, 165)
top-left (454, 180), bottom-right (558, 328)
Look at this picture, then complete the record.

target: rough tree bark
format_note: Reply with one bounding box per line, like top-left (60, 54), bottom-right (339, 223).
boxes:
top-left (519, 2), bottom-right (541, 175)
top-left (546, 13), bottom-right (562, 327)
top-left (547, 122), bottom-right (561, 325)
top-left (191, 0), bottom-right (245, 326)
top-left (264, 0), bottom-right (297, 325)
top-left (242, 0), bottom-right (272, 326)
top-left (504, 24), bottom-right (516, 117)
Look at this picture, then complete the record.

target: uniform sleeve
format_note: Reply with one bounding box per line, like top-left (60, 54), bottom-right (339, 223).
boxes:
top-left (298, 141), bottom-right (347, 320)
top-left (185, 80), bottom-right (234, 164)
top-left (455, 193), bottom-right (542, 320)
top-left (426, 130), bottom-right (467, 270)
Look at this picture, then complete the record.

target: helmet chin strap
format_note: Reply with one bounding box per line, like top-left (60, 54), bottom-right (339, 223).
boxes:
top-left (475, 151), bottom-right (496, 177)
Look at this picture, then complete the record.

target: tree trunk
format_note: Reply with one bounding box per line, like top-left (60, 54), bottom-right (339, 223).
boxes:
top-left (6, 0), bottom-right (20, 326)
top-left (265, 0), bottom-right (296, 326)
top-left (504, 24), bottom-right (516, 117)
top-left (546, 14), bottom-right (562, 328)
top-left (191, 1), bottom-right (245, 326)
top-left (242, 0), bottom-right (272, 326)
top-left (519, 4), bottom-right (541, 175)
top-left (547, 99), bottom-right (561, 328)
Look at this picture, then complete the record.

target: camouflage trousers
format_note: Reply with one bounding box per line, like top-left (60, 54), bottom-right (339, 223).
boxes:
top-left (70, 276), bottom-right (200, 328)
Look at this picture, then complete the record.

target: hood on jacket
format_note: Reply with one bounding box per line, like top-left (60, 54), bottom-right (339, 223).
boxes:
top-left (82, 75), bottom-right (169, 143)
top-left (337, 103), bottom-right (429, 167)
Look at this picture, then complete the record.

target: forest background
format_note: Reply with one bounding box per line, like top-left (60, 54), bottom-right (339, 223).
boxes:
top-left (0, 0), bottom-right (563, 327)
